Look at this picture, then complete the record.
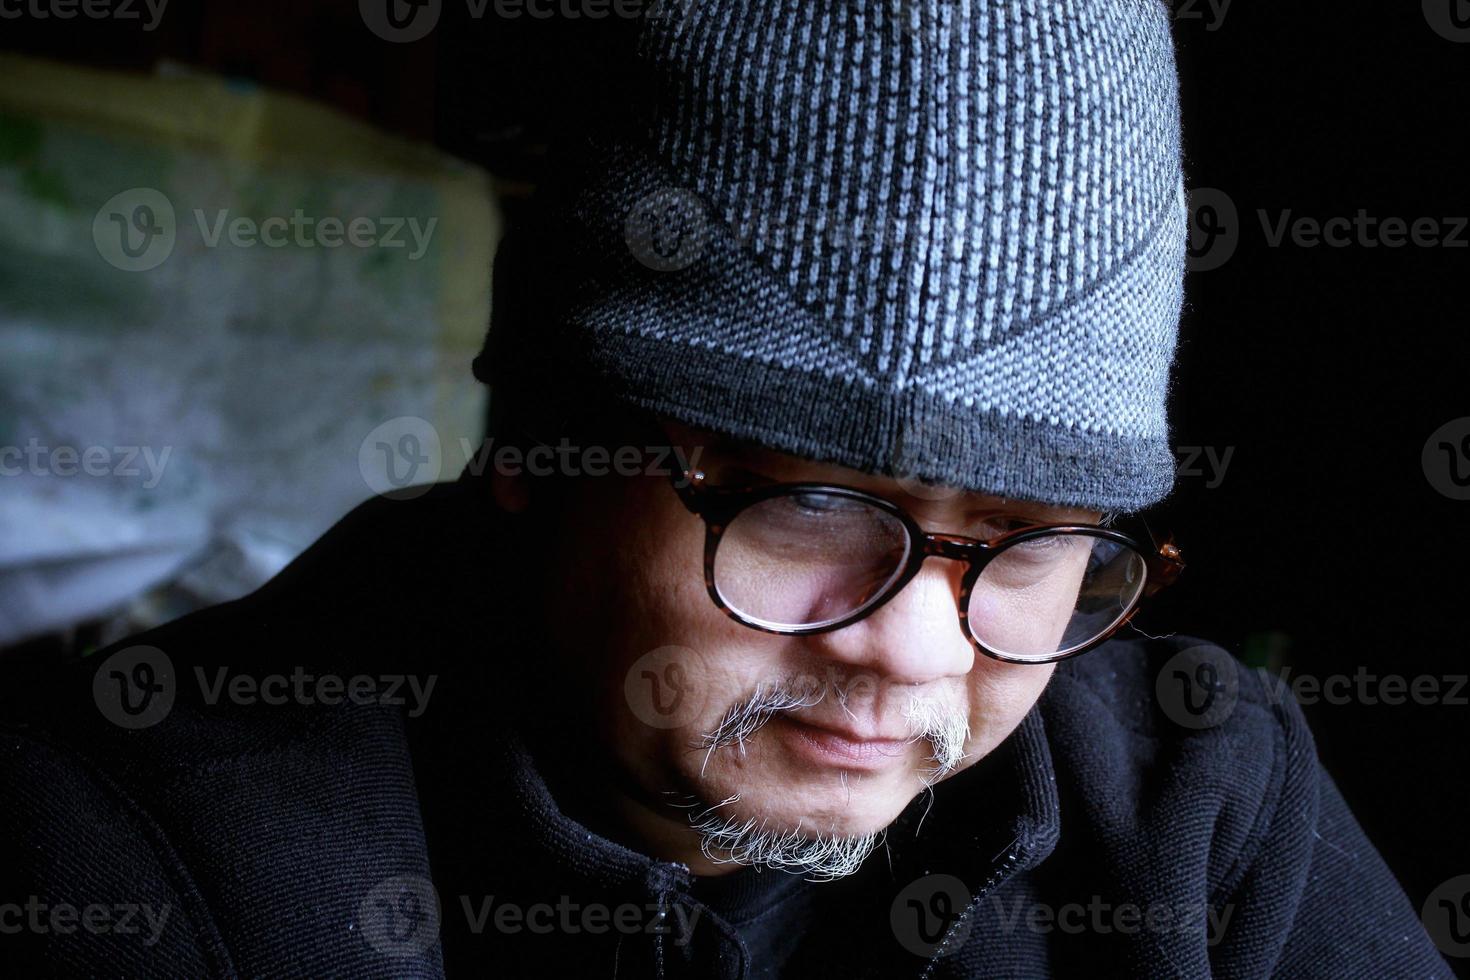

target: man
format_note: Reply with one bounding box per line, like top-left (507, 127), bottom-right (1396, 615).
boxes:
top-left (0, 1), bottom-right (1451, 977)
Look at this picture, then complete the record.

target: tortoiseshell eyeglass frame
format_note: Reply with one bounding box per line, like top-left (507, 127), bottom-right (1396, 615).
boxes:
top-left (669, 466), bottom-right (1185, 665)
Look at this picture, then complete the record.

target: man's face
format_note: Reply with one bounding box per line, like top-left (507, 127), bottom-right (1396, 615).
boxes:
top-left (524, 421), bottom-right (1102, 871)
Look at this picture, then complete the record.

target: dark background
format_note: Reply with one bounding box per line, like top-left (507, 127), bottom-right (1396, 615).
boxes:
top-left (1165, 0), bottom-right (1469, 939)
top-left (5, 0), bottom-right (1467, 966)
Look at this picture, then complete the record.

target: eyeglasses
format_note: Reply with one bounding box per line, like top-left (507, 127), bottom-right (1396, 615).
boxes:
top-left (671, 468), bottom-right (1184, 664)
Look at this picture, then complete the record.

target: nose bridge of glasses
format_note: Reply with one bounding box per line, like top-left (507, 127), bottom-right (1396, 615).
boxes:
top-left (920, 532), bottom-right (984, 563)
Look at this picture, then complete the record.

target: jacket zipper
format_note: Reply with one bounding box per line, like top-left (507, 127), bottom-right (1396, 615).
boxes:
top-left (916, 848), bottom-right (1024, 980)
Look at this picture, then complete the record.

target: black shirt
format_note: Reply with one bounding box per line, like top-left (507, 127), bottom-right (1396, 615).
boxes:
top-left (690, 866), bottom-right (817, 978)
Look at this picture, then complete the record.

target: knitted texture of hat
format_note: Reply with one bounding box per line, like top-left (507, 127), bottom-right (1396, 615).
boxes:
top-left (483, 0), bottom-right (1188, 512)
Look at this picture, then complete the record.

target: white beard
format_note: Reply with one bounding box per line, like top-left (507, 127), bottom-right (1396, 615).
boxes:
top-left (685, 676), bottom-right (971, 878)
top-left (687, 804), bottom-right (880, 881)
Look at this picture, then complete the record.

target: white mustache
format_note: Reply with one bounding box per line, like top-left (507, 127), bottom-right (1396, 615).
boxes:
top-left (697, 675), bottom-right (970, 783)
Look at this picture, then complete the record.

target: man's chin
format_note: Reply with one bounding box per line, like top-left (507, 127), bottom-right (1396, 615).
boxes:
top-left (678, 746), bottom-right (930, 839)
top-left (682, 775), bottom-right (915, 844)
top-left (685, 795), bottom-right (891, 878)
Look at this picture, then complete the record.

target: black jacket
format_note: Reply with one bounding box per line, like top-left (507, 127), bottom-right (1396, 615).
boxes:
top-left (0, 481), bottom-right (1451, 978)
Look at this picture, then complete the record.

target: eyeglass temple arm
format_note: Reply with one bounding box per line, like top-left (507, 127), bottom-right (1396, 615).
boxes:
top-left (671, 466), bottom-right (707, 514)
top-left (1138, 517), bottom-right (1185, 596)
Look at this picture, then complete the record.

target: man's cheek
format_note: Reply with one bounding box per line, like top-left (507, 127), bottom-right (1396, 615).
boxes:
top-left (965, 664), bottom-right (1054, 740)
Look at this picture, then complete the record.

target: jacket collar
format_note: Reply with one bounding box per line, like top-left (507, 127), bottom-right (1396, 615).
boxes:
top-left (461, 701), bottom-right (1062, 978)
top-left (895, 706), bottom-right (1061, 886)
top-left (837, 705), bottom-right (1062, 977)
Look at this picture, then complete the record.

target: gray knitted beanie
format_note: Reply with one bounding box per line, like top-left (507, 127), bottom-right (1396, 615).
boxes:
top-left (478, 0), bottom-right (1187, 513)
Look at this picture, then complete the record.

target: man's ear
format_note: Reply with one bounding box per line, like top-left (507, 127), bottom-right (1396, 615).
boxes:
top-left (490, 468), bottom-right (531, 514)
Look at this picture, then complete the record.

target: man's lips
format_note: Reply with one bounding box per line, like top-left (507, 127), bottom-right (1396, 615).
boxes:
top-left (776, 715), bottom-right (915, 769)
top-left (790, 715), bottom-right (914, 743)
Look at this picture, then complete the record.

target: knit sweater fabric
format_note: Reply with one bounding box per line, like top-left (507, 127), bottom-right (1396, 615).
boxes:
top-left (0, 482), bottom-right (1451, 978)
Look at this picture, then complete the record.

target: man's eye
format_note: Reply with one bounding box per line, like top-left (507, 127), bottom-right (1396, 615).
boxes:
top-left (1008, 532), bottom-right (1066, 554)
top-left (790, 492), bottom-right (860, 515)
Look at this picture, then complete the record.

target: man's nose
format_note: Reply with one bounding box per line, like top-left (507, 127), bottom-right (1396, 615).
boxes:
top-left (799, 559), bottom-right (975, 685)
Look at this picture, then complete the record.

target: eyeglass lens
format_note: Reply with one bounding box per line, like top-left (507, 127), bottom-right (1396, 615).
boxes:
top-left (710, 489), bottom-right (1147, 660)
